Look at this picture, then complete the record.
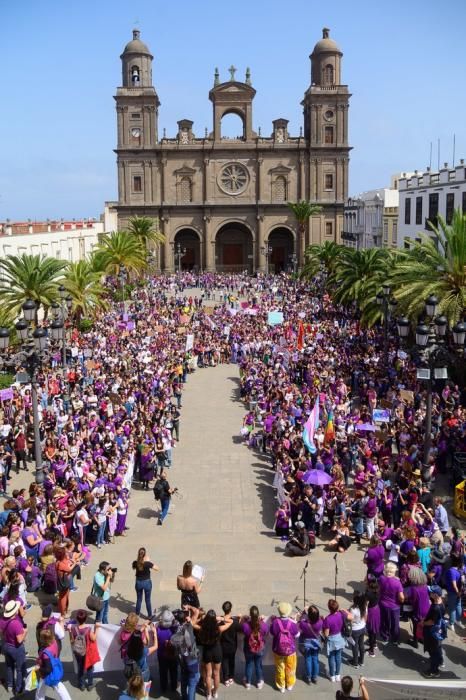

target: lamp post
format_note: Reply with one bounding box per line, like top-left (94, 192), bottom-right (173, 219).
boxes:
top-left (261, 244), bottom-right (272, 275)
top-left (118, 265), bottom-right (127, 311)
top-left (289, 252), bottom-right (298, 276)
top-left (397, 295), bottom-right (465, 470)
top-left (174, 243), bottom-right (186, 273)
top-left (0, 299), bottom-right (52, 484)
top-left (376, 283), bottom-right (397, 368)
top-left (53, 285), bottom-right (73, 369)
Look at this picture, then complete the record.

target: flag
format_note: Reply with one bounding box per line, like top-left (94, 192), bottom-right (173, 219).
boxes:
top-left (302, 396), bottom-right (319, 454)
top-left (297, 321), bottom-right (304, 351)
top-left (324, 410), bottom-right (335, 446)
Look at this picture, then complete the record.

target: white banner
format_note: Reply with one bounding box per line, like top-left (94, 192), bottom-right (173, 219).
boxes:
top-left (365, 678), bottom-right (466, 700)
top-left (185, 334), bottom-right (194, 351)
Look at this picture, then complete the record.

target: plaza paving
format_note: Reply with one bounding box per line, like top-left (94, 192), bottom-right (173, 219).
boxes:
top-left (5, 362), bottom-right (466, 698)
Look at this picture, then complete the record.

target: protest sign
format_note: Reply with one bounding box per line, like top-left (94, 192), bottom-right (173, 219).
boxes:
top-left (0, 388), bottom-right (14, 402)
top-left (185, 334), bottom-right (194, 351)
top-left (364, 678), bottom-right (466, 700)
top-left (267, 311), bottom-right (284, 326)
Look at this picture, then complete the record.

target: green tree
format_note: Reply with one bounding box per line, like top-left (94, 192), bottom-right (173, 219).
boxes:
top-left (63, 260), bottom-right (108, 321)
top-left (92, 230), bottom-right (147, 276)
top-left (127, 216), bottom-right (165, 252)
top-left (0, 253), bottom-right (67, 316)
top-left (301, 240), bottom-right (345, 279)
top-left (287, 201), bottom-right (323, 265)
top-left (391, 209), bottom-right (466, 325)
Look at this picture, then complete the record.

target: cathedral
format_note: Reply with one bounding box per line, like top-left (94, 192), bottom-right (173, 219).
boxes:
top-left (114, 28), bottom-right (351, 272)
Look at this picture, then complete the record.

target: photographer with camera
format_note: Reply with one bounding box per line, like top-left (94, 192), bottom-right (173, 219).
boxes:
top-left (285, 521), bottom-right (310, 557)
top-left (93, 561), bottom-right (116, 624)
top-left (169, 607), bottom-right (200, 700)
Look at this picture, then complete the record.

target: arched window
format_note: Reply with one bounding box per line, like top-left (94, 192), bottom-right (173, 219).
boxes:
top-left (323, 64), bottom-right (334, 85)
top-left (272, 176), bottom-right (287, 202)
top-left (220, 112), bottom-right (245, 140)
top-left (131, 66), bottom-right (140, 85)
top-left (180, 177), bottom-right (192, 203)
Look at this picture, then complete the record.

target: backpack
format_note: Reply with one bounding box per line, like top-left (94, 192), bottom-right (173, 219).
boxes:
top-left (43, 650), bottom-right (64, 687)
top-left (43, 563), bottom-right (58, 594)
top-left (153, 482), bottom-right (164, 501)
top-left (248, 631), bottom-right (265, 654)
top-left (71, 627), bottom-right (88, 657)
top-left (170, 623), bottom-right (199, 666)
top-left (124, 658), bottom-right (142, 680)
top-left (275, 619), bottom-right (295, 657)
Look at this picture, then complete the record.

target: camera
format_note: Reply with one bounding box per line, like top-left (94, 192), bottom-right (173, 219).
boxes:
top-left (109, 567), bottom-right (118, 574)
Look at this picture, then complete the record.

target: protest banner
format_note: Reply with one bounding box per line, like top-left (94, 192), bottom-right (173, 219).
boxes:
top-left (0, 388), bottom-right (14, 402)
top-left (268, 311), bottom-right (284, 326)
top-left (185, 334), bottom-right (194, 351)
top-left (364, 678), bottom-right (466, 700)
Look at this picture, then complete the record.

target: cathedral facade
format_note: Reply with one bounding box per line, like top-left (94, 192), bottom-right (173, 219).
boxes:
top-left (114, 28), bottom-right (351, 272)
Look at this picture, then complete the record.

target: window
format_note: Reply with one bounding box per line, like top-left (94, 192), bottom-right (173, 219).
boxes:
top-left (428, 192), bottom-right (439, 227)
top-left (324, 126), bottom-right (334, 144)
top-left (446, 192), bottom-right (455, 224)
top-left (323, 64), bottom-right (334, 85)
top-left (383, 221), bottom-right (388, 242)
top-left (462, 191), bottom-right (466, 214)
top-left (272, 176), bottom-right (287, 202)
top-left (180, 177), bottom-right (192, 203)
top-left (131, 113), bottom-right (141, 119)
top-left (131, 66), bottom-right (140, 85)
top-left (392, 221), bottom-right (397, 244)
top-left (325, 221), bottom-right (333, 237)
top-left (133, 176), bottom-right (142, 192)
top-left (324, 173), bottom-right (334, 190)
top-left (415, 196), bottom-right (423, 225)
top-left (404, 198), bottom-right (411, 225)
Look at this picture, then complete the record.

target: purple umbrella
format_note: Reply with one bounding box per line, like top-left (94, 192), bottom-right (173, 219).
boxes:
top-left (302, 469), bottom-right (333, 486)
top-left (357, 423), bottom-right (377, 432)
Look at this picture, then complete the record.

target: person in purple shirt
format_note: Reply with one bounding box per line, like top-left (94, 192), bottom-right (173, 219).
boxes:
top-left (364, 535), bottom-right (385, 579)
top-left (269, 602), bottom-right (300, 691)
top-left (378, 562), bottom-right (405, 643)
top-left (156, 609), bottom-right (178, 693)
top-left (241, 606), bottom-right (268, 689)
top-left (444, 555), bottom-right (463, 626)
top-left (406, 567), bottom-right (431, 647)
top-left (0, 600), bottom-right (28, 695)
top-left (323, 599), bottom-right (352, 683)
top-left (298, 605), bottom-right (323, 684)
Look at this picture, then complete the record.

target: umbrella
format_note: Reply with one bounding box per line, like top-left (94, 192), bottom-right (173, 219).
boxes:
top-left (357, 423), bottom-right (377, 432)
top-left (302, 469), bottom-right (333, 486)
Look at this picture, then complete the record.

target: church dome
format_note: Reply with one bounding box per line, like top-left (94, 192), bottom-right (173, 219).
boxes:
top-left (311, 27), bottom-right (342, 55)
top-left (122, 29), bottom-right (152, 56)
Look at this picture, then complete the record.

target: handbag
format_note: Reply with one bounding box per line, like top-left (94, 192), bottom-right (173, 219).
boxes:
top-left (341, 612), bottom-right (352, 638)
top-left (86, 584), bottom-right (104, 613)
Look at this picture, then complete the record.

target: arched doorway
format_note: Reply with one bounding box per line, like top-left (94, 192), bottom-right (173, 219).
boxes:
top-left (268, 227), bottom-right (295, 273)
top-left (215, 222), bottom-right (253, 273)
top-left (174, 229), bottom-right (201, 271)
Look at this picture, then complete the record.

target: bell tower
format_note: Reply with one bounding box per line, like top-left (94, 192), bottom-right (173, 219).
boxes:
top-left (114, 30), bottom-right (160, 209)
top-left (302, 28), bottom-right (351, 243)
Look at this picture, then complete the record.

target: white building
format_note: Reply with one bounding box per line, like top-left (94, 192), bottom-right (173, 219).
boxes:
top-left (397, 160), bottom-right (466, 246)
top-left (0, 220), bottom-right (104, 261)
top-left (343, 187), bottom-right (399, 249)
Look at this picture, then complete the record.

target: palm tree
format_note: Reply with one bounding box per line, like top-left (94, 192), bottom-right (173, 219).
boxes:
top-left (287, 201), bottom-right (323, 265)
top-left (63, 260), bottom-right (108, 321)
top-left (127, 216), bottom-right (165, 253)
top-left (331, 247), bottom-right (394, 312)
top-left (391, 209), bottom-right (466, 325)
top-left (301, 240), bottom-right (345, 279)
top-left (0, 253), bottom-right (67, 316)
top-left (92, 230), bottom-right (147, 276)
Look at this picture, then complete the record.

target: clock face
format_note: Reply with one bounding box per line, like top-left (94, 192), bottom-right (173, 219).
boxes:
top-left (324, 110), bottom-right (334, 121)
top-left (131, 128), bottom-right (141, 138)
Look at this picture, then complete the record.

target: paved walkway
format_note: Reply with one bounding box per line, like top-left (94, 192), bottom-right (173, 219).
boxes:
top-left (6, 363), bottom-right (466, 698)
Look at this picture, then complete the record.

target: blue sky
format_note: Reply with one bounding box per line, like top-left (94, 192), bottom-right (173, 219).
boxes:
top-left (1, 0), bottom-right (465, 220)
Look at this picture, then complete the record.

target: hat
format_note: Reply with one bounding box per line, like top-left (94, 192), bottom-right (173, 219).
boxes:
top-left (412, 469), bottom-right (421, 477)
top-left (278, 601), bottom-right (292, 618)
top-left (41, 604), bottom-right (53, 619)
top-left (295, 521), bottom-right (305, 529)
top-left (159, 609), bottom-right (175, 628)
top-left (3, 600), bottom-right (20, 619)
top-left (429, 585), bottom-right (443, 598)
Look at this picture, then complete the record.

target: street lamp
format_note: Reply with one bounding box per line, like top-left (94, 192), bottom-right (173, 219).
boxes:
top-left (174, 243), bottom-right (186, 273)
top-left (376, 284), bottom-right (396, 368)
top-left (397, 296), bottom-right (465, 470)
top-left (260, 244), bottom-right (272, 275)
top-left (289, 252), bottom-right (298, 276)
top-left (0, 299), bottom-right (51, 484)
top-left (118, 265), bottom-right (127, 310)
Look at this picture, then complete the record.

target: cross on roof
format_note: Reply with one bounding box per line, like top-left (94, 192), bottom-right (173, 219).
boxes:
top-left (228, 65), bottom-right (237, 81)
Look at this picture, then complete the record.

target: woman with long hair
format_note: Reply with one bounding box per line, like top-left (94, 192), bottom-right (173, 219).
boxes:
top-left (132, 547), bottom-right (159, 619)
top-left (177, 560), bottom-right (202, 609)
top-left (298, 604), bottom-right (323, 684)
top-left (191, 608), bottom-right (233, 700)
top-left (241, 605), bottom-right (268, 689)
top-left (365, 579), bottom-right (381, 657)
top-left (349, 592), bottom-right (367, 668)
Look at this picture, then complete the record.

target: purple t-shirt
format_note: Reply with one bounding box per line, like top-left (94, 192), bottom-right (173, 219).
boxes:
top-left (409, 585), bottom-right (431, 620)
top-left (365, 545), bottom-right (385, 575)
top-left (379, 575), bottom-right (403, 609)
top-left (0, 615), bottom-right (24, 646)
top-left (241, 620), bottom-right (268, 639)
top-left (299, 618), bottom-right (323, 639)
top-left (323, 611), bottom-right (346, 636)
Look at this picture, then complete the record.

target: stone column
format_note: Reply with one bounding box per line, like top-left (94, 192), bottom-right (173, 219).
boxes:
top-left (124, 163), bottom-right (131, 205)
top-left (118, 161), bottom-right (125, 204)
top-left (161, 157), bottom-right (167, 204)
top-left (316, 158), bottom-right (321, 200)
top-left (203, 158), bottom-right (210, 202)
top-left (143, 161), bottom-right (151, 203)
top-left (257, 214), bottom-right (266, 272)
top-left (299, 156), bottom-right (305, 200)
top-left (116, 106), bottom-right (124, 147)
top-left (163, 218), bottom-right (174, 272)
top-left (256, 157), bottom-right (263, 202)
top-left (122, 107), bottom-right (128, 147)
top-left (204, 216), bottom-right (214, 271)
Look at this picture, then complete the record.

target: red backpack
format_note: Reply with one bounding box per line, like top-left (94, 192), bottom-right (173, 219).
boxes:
top-left (248, 630), bottom-right (265, 654)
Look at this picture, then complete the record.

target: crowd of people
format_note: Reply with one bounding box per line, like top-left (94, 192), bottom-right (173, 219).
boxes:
top-left (0, 270), bottom-right (464, 698)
